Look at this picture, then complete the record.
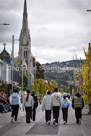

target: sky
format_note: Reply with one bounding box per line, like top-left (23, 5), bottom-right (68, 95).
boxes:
top-left (0, 0), bottom-right (91, 64)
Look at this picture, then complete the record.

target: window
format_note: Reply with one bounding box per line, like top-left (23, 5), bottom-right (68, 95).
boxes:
top-left (24, 51), bottom-right (27, 58)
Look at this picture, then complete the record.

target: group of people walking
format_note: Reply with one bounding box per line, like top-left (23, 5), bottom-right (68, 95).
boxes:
top-left (10, 87), bottom-right (84, 126)
top-left (10, 89), bottom-right (38, 125)
top-left (42, 88), bottom-right (70, 125)
top-left (42, 88), bottom-right (84, 125)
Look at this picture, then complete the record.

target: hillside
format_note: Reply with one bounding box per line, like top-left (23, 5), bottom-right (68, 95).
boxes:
top-left (42, 59), bottom-right (84, 88)
top-left (42, 59), bottom-right (84, 68)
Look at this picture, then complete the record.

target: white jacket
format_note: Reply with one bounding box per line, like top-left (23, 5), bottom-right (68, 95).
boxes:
top-left (22, 94), bottom-right (34, 110)
top-left (42, 95), bottom-right (52, 110)
top-left (51, 92), bottom-right (61, 107)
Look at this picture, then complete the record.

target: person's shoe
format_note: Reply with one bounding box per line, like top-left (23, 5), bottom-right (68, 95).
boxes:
top-left (48, 121), bottom-right (50, 125)
top-left (79, 119), bottom-right (81, 124)
top-left (46, 122), bottom-right (48, 125)
top-left (55, 123), bottom-right (58, 126)
top-left (53, 119), bottom-right (56, 125)
top-left (11, 117), bottom-right (14, 123)
top-left (76, 121), bottom-right (79, 124)
top-left (26, 123), bottom-right (29, 126)
top-left (64, 121), bottom-right (66, 125)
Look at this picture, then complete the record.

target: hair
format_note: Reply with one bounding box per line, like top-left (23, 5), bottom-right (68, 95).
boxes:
top-left (14, 89), bottom-right (18, 93)
top-left (26, 90), bottom-right (30, 102)
top-left (47, 90), bottom-right (51, 95)
top-left (75, 92), bottom-right (81, 98)
top-left (63, 95), bottom-right (66, 99)
top-left (54, 88), bottom-right (58, 92)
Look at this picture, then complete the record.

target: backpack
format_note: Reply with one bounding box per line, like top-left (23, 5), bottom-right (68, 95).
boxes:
top-left (33, 95), bottom-right (38, 108)
top-left (34, 100), bottom-right (38, 108)
top-left (62, 98), bottom-right (70, 108)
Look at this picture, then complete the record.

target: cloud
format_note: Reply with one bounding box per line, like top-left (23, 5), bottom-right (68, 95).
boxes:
top-left (0, 0), bottom-right (91, 64)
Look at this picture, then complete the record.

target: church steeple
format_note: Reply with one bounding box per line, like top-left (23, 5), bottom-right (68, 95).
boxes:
top-left (24, 0), bottom-right (27, 13)
top-left (22, 0), bottom-right (28, 30)
top-left (18, 0), bottom-right (34, 89)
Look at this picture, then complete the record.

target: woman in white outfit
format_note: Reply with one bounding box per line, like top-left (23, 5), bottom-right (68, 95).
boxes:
top-left (22, 90), bottom-right (34, 125)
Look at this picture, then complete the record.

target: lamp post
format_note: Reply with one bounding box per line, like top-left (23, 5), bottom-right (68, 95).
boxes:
top-left (0, 23), bottom-right (10, 25)
top-left (34, 56), bottom-right (36, 79)
top-left (86, 10), bottom-right (91, 12)
top-left (22, 47), bottom-right (24, 91)
top-left (11, 35), bottom-right (14, 94)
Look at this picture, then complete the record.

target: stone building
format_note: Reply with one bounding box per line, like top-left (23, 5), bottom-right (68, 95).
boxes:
top-left (0, 44), bottom-right (11, 64)
top-left (18, 0), bottom-right (34, 88)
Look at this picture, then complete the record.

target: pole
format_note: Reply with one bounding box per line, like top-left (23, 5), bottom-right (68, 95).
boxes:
top-left (11, 35), bottom-right (14, 94)
top-left (34, 57), bottom-right (36, 79)
top-left (22, 47), bottom-right (23, 91)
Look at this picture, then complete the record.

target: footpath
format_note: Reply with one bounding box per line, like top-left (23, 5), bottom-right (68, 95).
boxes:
top-left (0, 104), bottom-right (91, 136)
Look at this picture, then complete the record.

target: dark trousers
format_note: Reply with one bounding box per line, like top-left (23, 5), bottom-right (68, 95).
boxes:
top-left (31, 108), bottom-right (36, 121)
top-left (11, 105), bottom-right (19, 121)
top-left (25, 107), bottom-right (32, 123)
top-left (62, 108), bottom-right (68, 122)
top-left (45, 110), bottom-right (51, 122)
top-left (0, 104), bottom-right (5, 113)
top-left (53, 106), bottom-right (60, 123)
top-left (75, 108), bottom-right (82, 123)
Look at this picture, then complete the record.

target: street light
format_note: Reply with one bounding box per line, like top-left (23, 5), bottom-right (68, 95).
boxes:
top-left (22, 47), bottom-right (24, 91)
top-left (11, 35), bottom-right (14, 94)
top-left (86, 10), bottom-right (91, 12)
top-left (0, 23), bottom-right (10, 25)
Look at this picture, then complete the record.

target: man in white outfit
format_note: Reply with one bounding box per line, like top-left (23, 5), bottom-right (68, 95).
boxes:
top-left (42, 90), bottom-right (52, 125)
top-left (51, 88), bottom-right (61, 125)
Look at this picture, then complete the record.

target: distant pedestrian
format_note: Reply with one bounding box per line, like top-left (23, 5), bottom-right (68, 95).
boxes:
top-left (10, 89), bottom-right (21, 123)
top-left (22, 90), bottom-right (34, 125)
top-left (42, 90), bottom-right (52, 125)
top-left (61, 93), bottom-right (70, 125)
top-left (51, 88), bottom-right (61, 125)
top-left (72, 92), bottom-right (84, 124)
top-left (31, 90), bottom-right (38, 121)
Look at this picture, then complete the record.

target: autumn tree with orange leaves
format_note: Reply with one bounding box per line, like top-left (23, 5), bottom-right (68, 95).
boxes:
top-left (31, 79), bottom-right (58, 103)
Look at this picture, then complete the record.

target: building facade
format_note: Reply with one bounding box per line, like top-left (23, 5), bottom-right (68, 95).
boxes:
top-left (18, 0), bottom-right (34, 88)
top-left (0, 59), bottom-right (19, 84)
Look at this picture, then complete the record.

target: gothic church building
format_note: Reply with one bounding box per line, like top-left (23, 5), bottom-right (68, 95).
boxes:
top-left (18, 0), bottom-right (34, 88)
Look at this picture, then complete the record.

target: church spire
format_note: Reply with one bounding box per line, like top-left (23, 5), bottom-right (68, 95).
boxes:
top-left (22, 0), bottom-right (28, 30)
top-left (24, 0), bottom-right (27, 14)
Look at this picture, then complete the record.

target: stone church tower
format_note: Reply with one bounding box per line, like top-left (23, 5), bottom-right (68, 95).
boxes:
top-left (18, 0), bottom-right (34, 89)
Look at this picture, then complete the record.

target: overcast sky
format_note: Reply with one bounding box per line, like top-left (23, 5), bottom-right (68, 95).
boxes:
top-left (0, 0), bottom-right (91, 64)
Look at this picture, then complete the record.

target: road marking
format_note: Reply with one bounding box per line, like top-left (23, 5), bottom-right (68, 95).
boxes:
top-left (0, 126), bottom-right (3, 128)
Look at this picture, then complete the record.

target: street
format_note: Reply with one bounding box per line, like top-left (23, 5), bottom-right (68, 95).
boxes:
top-left (0, 105), bottom-right (91, 136)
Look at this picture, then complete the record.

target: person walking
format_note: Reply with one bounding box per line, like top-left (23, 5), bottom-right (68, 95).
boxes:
top-left (61, 93), bottom-right (70, 125)
top-left (42, 90), bottom-right (52, 125)
top-left (51, 88), bottom-right (61, 125)
top-left (10, 89), bottom-right (21, 123)
top-left (31, 90), bottom-right (38, 122)
top-left (22, 90), bottom-right (34, 125)
top-left (72, 92), bottom-right (84, 124)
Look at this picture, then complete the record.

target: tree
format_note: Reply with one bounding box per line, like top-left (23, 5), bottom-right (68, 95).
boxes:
top-left (81, 45), bottom-right (91, 114)
top-left (0, 81), bottom-right (8, 93)
top-left (31, 79), bottom-right (58, 103)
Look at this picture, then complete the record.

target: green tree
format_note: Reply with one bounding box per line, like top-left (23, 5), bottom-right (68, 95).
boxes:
top-left (32, 79), bottom-right (58, 103)
top-left (81, 46), bottom-right (91, 114)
